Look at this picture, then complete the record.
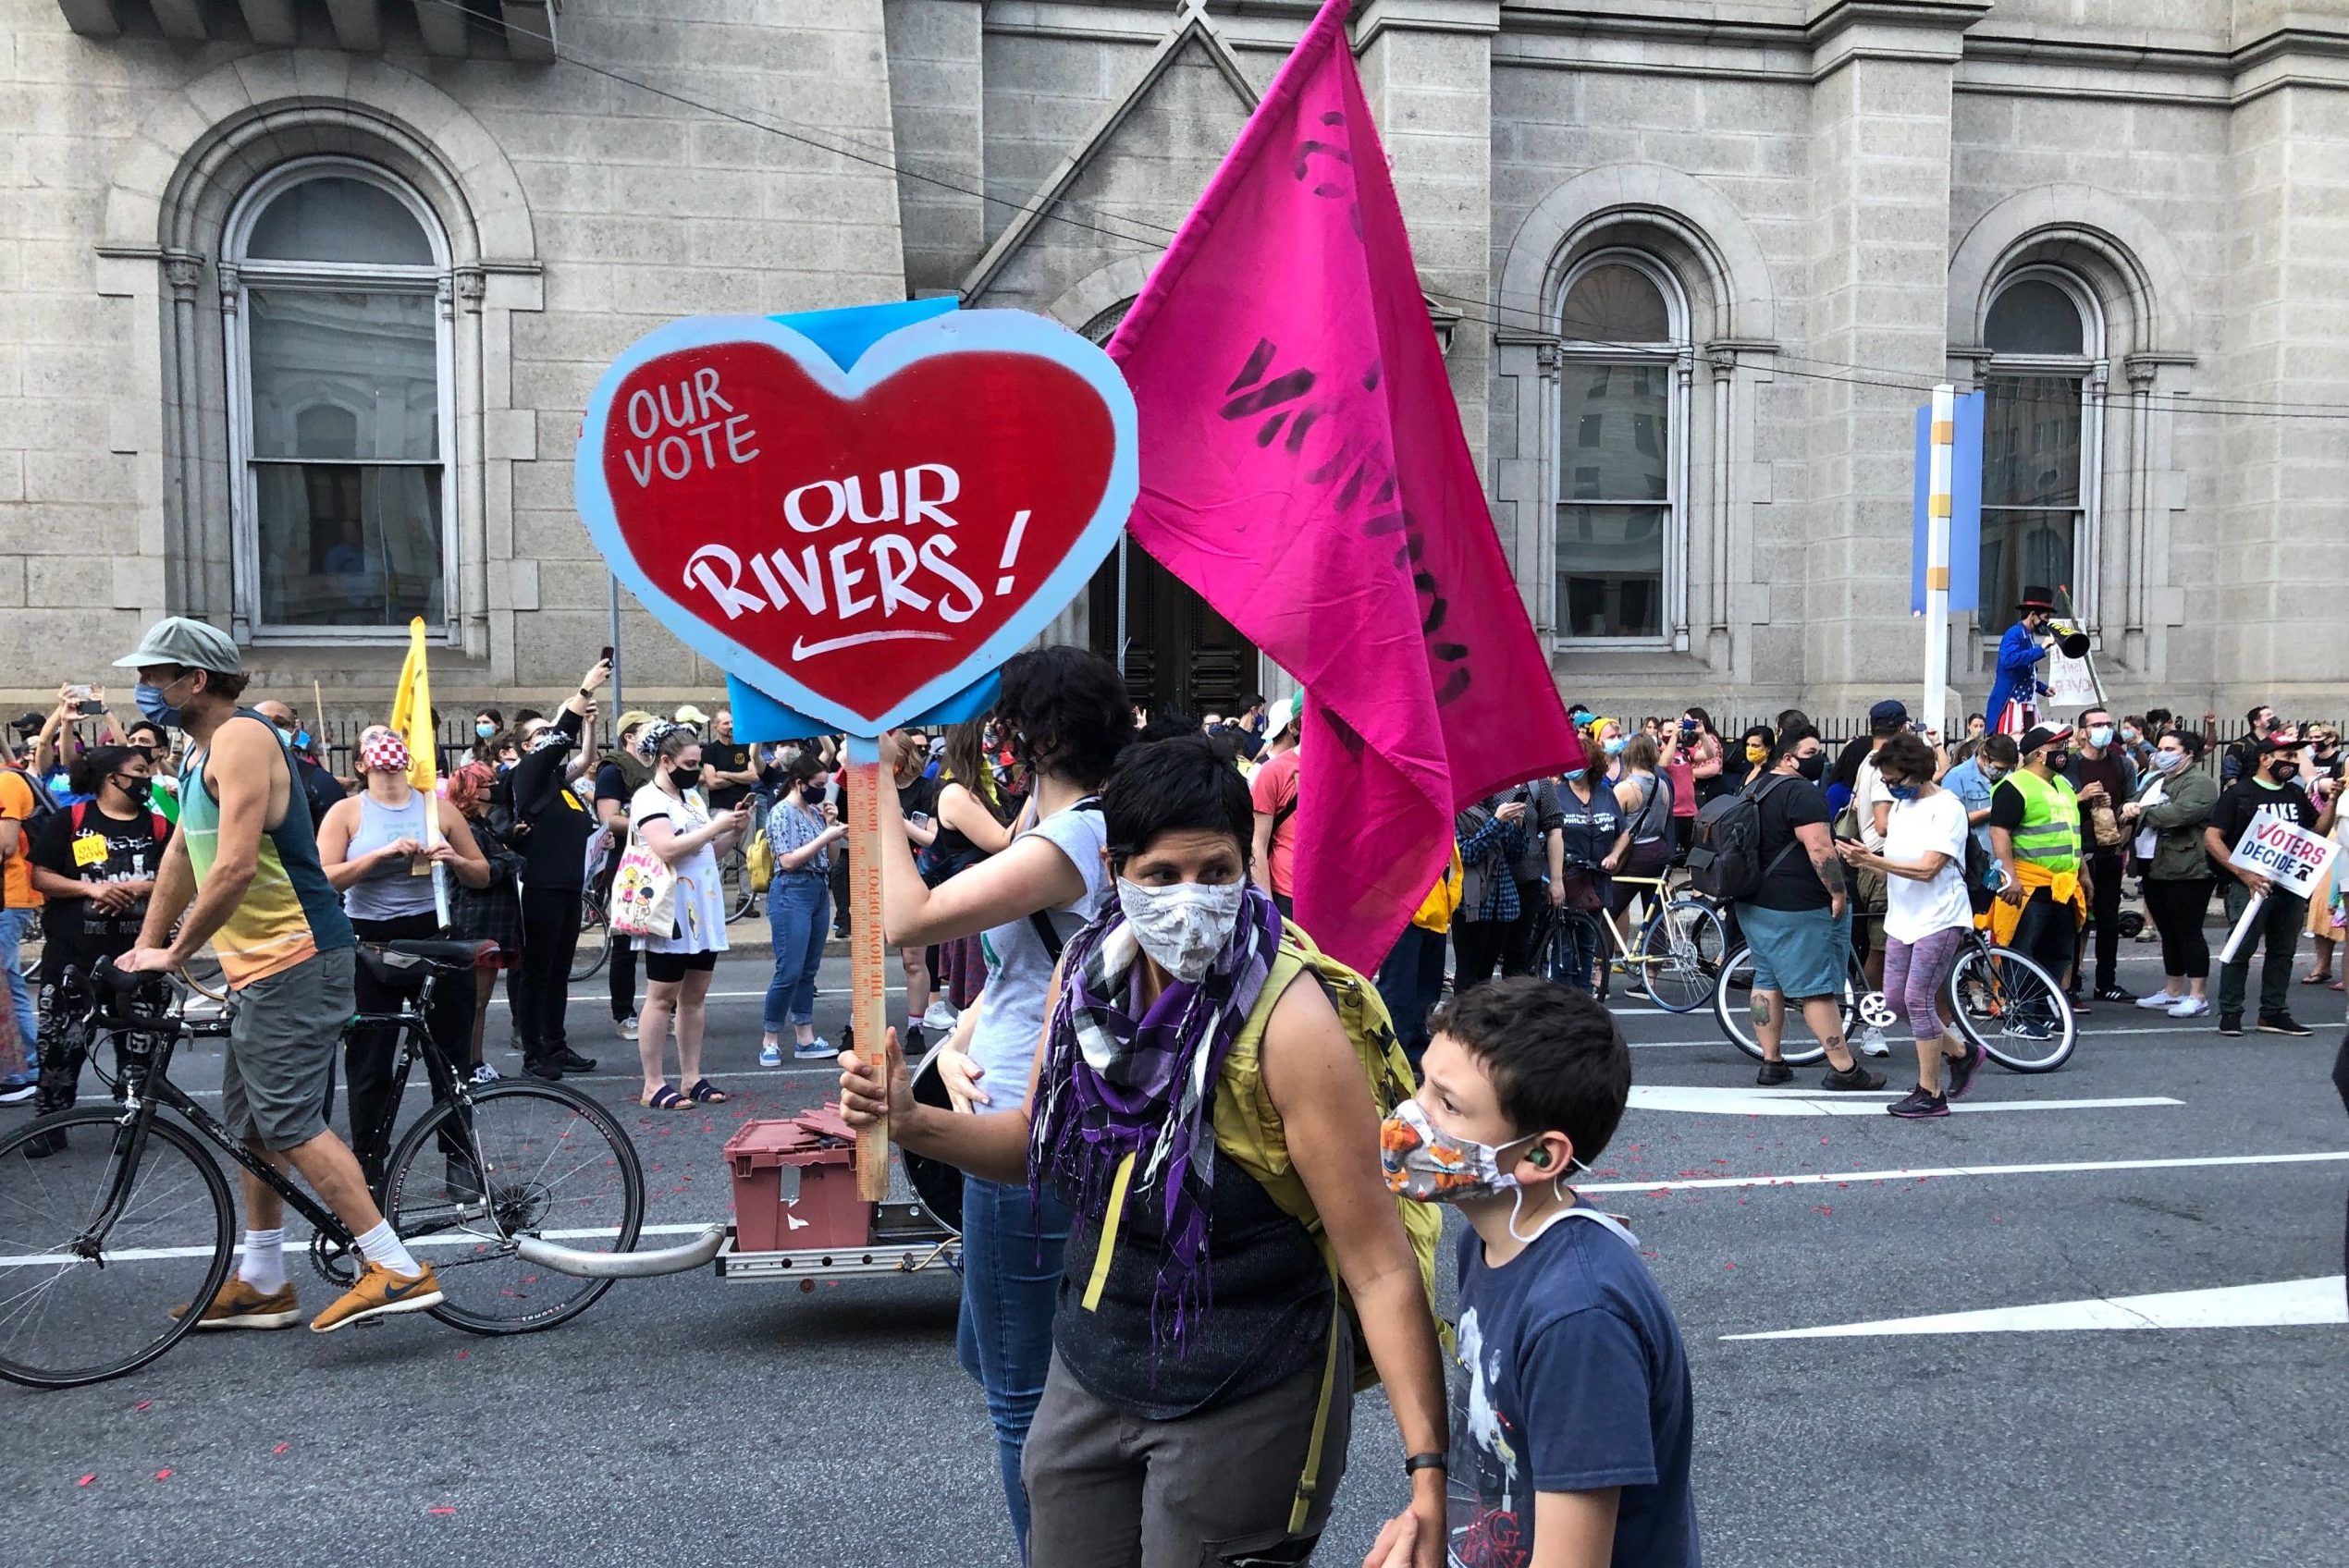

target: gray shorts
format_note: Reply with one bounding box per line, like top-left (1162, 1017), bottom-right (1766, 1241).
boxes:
top-left (221, 945), bottom-right (354, 1151)
top-left (1022, 1338), bottom-right (1353, 1567)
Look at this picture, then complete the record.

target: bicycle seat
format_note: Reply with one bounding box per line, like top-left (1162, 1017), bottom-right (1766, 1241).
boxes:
top-left (358, 940), bottom-right (498, 991)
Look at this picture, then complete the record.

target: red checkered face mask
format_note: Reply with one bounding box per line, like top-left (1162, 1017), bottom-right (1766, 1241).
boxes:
top-left (360, 732), bottom-right (412, 777)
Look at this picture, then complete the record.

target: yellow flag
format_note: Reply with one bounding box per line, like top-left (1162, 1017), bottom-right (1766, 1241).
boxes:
top-left (387, 617), bottom-right (438, 795)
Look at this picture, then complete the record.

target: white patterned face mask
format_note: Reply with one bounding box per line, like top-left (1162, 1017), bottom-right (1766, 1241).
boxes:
top-left (1115, 877), bottom-right (1246, 984)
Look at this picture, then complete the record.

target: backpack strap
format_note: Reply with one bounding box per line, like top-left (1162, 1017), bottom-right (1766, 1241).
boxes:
top-left (1748, 774), bottom-right (1805, 884)
top-left (1023, 795), bottom-right (1101, 965)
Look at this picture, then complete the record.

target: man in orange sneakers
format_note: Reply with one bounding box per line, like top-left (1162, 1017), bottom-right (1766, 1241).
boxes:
top-left (115, 618), bottom-right (442, 1333)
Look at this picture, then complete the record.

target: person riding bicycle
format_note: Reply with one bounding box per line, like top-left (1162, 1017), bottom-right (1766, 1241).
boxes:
top-left (115, 617), bottom-right (444, 1333)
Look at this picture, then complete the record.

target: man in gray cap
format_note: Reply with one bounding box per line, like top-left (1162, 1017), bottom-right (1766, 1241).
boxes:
top-left (114, 617), bottom-right (445, 1332)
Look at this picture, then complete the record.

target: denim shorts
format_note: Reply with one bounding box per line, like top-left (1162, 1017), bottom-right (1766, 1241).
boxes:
top-left (1740, 902), bottom-right (1851, 1001)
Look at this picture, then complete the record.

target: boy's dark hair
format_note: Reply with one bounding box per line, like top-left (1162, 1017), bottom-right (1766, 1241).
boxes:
top-left (995, 645), bottom-right (1132, 788)
top-left (1874, 729), bottom-right (1937, 784)
top-left (1978, 732), bottom-right (2021, 766)
top-left (1138, 710), bottom-right (1200, 746)
top-left (1101, 735), bottom-right (1255, 871)
top-left (1775, 707), bottom-right (1812, 737)
top-left (2169, 729), bottom-right (2206, 760)
top-left (1427, 978), bottom-right (1630, 1162)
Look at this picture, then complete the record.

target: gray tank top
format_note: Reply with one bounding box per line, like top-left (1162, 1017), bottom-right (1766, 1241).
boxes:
top-left (342, 790), bottom-right (436, 922)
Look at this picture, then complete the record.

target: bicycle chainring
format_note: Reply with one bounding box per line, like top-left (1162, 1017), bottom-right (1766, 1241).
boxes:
top-left (309, 1229), bottom-right (360, 1288)
top-left (1858, 990), bottom-right (1898, 1030)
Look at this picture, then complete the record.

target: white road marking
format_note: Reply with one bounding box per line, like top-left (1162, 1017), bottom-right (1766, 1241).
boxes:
top-left (1628, 1085), bottom-right (2183, 1118)
top-left (1580, 1148), bottom-right (2349, 1195)
top-left (1725, 1276), bottom-right (2349, 1339)
top-left (0, 1220), bottom-right (727, 1268)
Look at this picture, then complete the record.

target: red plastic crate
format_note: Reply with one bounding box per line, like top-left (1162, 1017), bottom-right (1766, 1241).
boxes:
top-left (722, 1110), bottom-right (873, 1253)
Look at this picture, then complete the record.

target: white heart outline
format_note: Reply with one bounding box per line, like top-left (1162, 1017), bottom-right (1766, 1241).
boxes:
top-left (573, 310), bottom-right (1138, 736)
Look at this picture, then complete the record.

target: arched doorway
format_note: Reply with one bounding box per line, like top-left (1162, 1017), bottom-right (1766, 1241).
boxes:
top-left (1080, 299), bottom-right (1258, 718)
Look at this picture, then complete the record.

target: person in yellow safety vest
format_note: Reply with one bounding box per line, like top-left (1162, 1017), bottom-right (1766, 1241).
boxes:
top-left (1987, 723), bottom-right (2092, 1023)
top-left (1376, 843), bottom-right (1464, 1072)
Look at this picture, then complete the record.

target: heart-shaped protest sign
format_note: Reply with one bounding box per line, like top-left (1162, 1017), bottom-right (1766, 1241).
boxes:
top-left (575, 312), bottom-right (1138, 736)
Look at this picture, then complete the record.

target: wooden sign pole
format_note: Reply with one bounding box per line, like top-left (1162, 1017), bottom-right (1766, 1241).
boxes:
top-left (842, 736), bottom-right (892, 1199)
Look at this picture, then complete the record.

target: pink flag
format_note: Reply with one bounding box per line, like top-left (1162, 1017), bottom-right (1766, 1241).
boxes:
top-left (1106, 0), bottom-right (1580, 972)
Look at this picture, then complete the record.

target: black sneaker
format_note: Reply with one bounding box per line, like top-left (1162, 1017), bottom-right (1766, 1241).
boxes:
top-left (1887, 1086), bottom-right (1949, 1119)
top-left (555, 1047), bottom-right (598, 1072)
top-left (22, 1125), bottom-right (66, 1159)
top-left (1942, 1039), bottom-right (1986, 1101)
top-left (1821, 1062), bottom-right (1888, 1092)
top-left (1755, 1060), bottom-right (1794, 1087)
top-left (2217, 1013), bottom-right (2244, 1037)
top-left (522, 1056), bottom-right (563, 1082)
top-left (2096, 986), bottom-right (2134, 1003)
top-left (2257, 1013), bottom-right (2314, 1037)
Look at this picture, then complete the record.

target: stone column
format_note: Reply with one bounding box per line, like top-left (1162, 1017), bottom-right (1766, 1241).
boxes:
top-left (1800, 1), bottom-right (1985, 705)
top-left (1351, 0), bottom-right (1497, 479)
top-left (2215, 19), bottom-right (2349, 697)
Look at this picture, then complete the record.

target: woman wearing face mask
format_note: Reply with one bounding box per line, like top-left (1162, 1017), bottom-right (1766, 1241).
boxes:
top-left (1609, 733), bottom-right (1677, 961)
top-left (1587, 717), bottom-right (1630, 784)
top-left (1548, 749), bottom-right (1630, 994)
top-left (863, 645), bottom-right (1130, 1555)
top-left (758, 751), bottom-right (848, 1067)
top-left (2119, 730), bottom-right (2220, 1016)
top-left (315, 727), bottom-right (493, 1190)
top-left (443, 759), bottom-right (523, 1084)
top-left (842, 735), bottom-right (1449, 1568)
top-left (923, 720), bottom-right (1019, 1025)
top-left (24, 745), bottom-right (172, 1128)
top-left (626, 724), bottom-right (751, 1109)
top-left (471, 709), bottom-right (504, 764)
top-left (1736, 724), bottom-right (1775, 790)
top-left (1835, 732), bottom-right (1983, 1118)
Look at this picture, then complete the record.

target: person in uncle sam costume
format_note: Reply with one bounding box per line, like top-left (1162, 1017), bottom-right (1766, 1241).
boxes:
top-left (1986, 587), bottom-right (2059, 737)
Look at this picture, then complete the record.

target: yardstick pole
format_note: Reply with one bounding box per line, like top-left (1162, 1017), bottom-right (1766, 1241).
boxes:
top-left (842, 735), bottom-right (892, 1198)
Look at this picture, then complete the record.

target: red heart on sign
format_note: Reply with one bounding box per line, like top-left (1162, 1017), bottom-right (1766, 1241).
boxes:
top-left (578, 314), bottom-right (1132, 733)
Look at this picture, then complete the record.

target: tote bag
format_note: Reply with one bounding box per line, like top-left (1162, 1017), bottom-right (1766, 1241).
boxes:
top-left (608, 827), bottom-right (679, 940)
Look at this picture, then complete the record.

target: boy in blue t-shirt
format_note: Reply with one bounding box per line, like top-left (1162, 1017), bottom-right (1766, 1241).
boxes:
top-left (1369, 976), bottom-right (1699, 1568)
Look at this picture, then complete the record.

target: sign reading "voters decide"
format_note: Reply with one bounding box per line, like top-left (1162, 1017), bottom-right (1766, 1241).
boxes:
top-left (2227, 807), bottom-right (2337, 899)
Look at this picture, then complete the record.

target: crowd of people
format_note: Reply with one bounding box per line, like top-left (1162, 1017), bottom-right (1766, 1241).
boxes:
top-left (11, 614), bottom-right (2348, 1568)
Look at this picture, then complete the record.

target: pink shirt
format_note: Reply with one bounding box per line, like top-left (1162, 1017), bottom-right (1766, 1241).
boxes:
top-left (1249, 747), bottom-right (1302, 896)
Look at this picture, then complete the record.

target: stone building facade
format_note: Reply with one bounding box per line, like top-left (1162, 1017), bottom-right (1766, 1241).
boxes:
top-left (4, 0), bottom-right (2344, 726)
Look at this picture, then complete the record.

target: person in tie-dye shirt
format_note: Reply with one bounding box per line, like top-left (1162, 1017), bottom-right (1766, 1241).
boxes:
top-left (116, 617), bottom-right (445, 1336)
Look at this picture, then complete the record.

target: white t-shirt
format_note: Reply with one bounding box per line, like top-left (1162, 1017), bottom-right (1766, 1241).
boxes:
top-left (1854, 752), bottom-right (1894, 851)
top-left (1881, 790), bottom-right (1972, 944)
top-left (628, 781), bottom-right (732, 956)
top-left (965, 802), bottom-right (1110, 1117)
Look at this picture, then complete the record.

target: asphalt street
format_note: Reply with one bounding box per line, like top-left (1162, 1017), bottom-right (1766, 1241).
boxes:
top-left (8, 928), bottom-right (2349, 1568)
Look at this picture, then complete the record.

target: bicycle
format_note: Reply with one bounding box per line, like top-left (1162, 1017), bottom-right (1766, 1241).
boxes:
top-left (571, 885), bottom-right (612, 983)
top-left (0, 941), bottom-right (646, 1390)
top-left (1542, 872), bottom-right (1728, 1014)
top-left (1711, 923), bottom-right (2074, 1072)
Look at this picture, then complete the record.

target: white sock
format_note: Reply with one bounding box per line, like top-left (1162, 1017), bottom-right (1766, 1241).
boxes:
top-left (352, 1219), bottom-right (421, 1278)
top-left (237, 1228), bottom-right (286, 1293)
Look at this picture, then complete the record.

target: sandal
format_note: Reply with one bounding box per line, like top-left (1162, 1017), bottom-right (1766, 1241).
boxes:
top-left (639, 1084), bottom-right (688, 1111)
top-left (2300, 972), bottom-right (2333, 986)
top-left (684, 1078), bottom-right (729, 1105)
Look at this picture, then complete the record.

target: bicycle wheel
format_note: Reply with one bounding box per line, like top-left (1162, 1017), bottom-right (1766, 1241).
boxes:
top-left (1947, 942), bottom-right (2075, 1072)
top-left (381, 1081), bottom-right (645, 1335)
top-left (720, 847), bottom-right (757, 924)
top-left (1640, 900), bottom-right (1727, 1013)
top-left (1712, 946), bottom-right (1859, 1064)
top-left (0, 1109), bottom-right (234, 1390)
top-left (570, 895), bottom-right (611, 983)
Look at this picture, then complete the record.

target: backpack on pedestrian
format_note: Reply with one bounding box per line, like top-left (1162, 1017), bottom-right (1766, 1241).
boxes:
top-left (1073, 921), bottom-right (1447, 1534)
top-left (1686, 774), bottom-right (1799, 901)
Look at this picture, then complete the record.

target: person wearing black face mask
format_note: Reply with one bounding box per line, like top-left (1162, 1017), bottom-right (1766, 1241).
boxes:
top-left (2204, 729), bottom-right (2334, 1038)
top-left (23, 745), bottom-right (173, 1132)
top-left (1736, 724), bottom-right (1884, 1092)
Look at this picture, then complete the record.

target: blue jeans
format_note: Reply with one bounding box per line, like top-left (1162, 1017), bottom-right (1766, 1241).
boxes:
top-left (0, 908), bottom-right (38, 1076)
top-left (1375, 923), bottom-right (1448, 1069)
top-left (957, 1173), bottom-right (1071, 1557)
top-left (761, 876), bottom-right (831, 1033)
top-left (1548, 908), bottom-right (1602, 995)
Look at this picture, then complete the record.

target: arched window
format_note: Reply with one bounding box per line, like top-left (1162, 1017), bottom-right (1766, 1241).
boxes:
top-left (1979, 268), bottom-right (2102, 636)
top-left (1554, 253), bottom-right (1685, 643)
top-left (225, 160), bottom-right (452, 638)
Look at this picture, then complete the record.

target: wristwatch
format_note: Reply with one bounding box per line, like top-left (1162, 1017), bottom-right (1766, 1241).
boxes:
top-left (1404, 1452), bottom-right (1447, 1476)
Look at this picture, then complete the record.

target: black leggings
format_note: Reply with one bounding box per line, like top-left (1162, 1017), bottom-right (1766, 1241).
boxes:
top-left (2143, 877), bottom-right (2214, 981)
top-left (1452, 919), bottom-right (1509, 994)
top-left (348, 913), bottom-right (475, 1191)
top-left (513, 883), bottom-right (583, 1058)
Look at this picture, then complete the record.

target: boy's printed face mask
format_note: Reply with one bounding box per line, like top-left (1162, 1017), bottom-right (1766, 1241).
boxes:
top-left (1380, 1097), bottom-right (1543, 1204)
